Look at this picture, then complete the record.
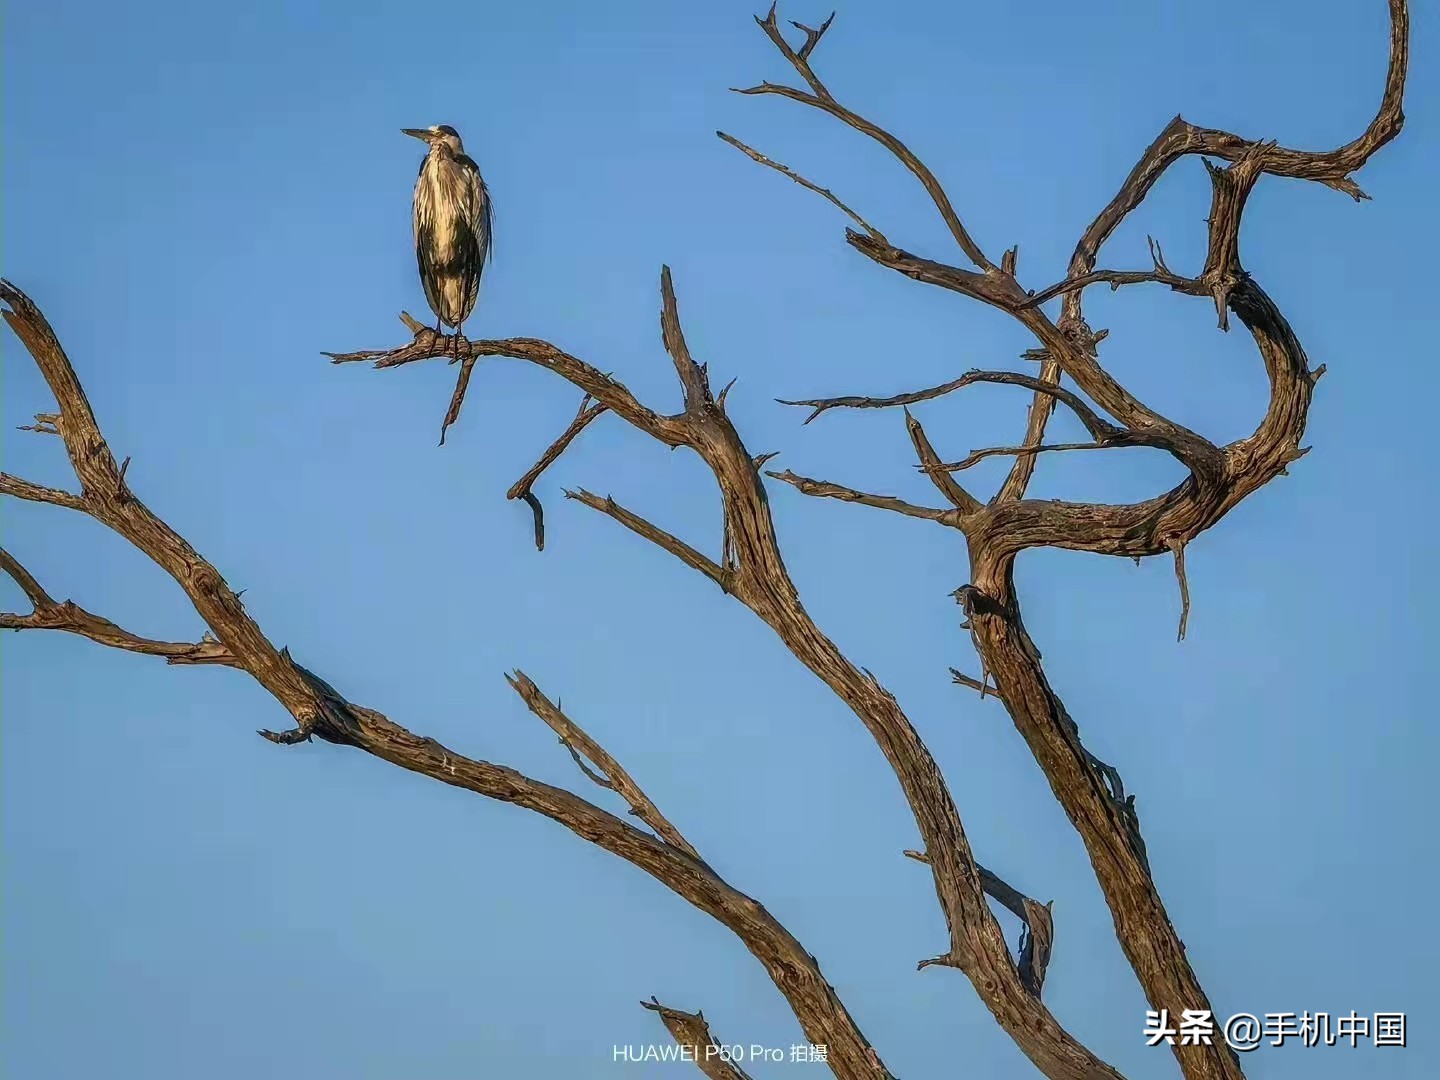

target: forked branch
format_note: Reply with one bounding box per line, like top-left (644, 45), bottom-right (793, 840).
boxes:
top-left (2, 279), bottom-right (894, 1080)
top-left (730, 4), bottom-right (994, 271)
top-left (905, 849), bottom-right (1055, 997)
top-left (508, 671), bottom-right (704, 861)
top-left (739, 5), bottom-right (1409, 1080)
top-left (325, 269), bottom-right (1122, 1079)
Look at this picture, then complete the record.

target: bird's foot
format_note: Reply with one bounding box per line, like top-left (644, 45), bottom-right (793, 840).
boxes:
top-left (448, 333), bottom-right (470, 363)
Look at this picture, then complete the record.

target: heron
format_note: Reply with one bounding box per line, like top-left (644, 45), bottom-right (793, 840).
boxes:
top-left (401, 125), bottom-right (493, 358)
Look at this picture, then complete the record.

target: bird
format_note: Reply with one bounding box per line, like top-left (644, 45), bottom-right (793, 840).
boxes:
top-left (401, 125), bottom-right (493, 358)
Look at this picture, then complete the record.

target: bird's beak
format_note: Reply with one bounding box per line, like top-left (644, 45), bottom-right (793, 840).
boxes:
top-left (401, 128), bottom-right (432, 142)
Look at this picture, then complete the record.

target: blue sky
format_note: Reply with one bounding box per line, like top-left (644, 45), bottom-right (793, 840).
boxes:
top-left (3, 1), bottom-right (1436, 1077)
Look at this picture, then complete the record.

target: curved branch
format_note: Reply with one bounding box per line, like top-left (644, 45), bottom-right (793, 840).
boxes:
top-left (747, 8), bottom-right (1408, 1079)
top-left (328, 318), bottom-right (686, 449)
top-left (508, 396), bottom-right (608, 551)
top-left (781, 367), bottom-right (1120, 436)
top-left (905, 850), bottom-right (1055, 998)
top-left (566, 489), bottom-right (732, 590)
top-left (2, 280), bottom-right (352, 743)
top-left (1028, 0), bottom-right (1409, 529)
top-left (765, 469), bottom-right (964, 526)
top-left (904, 409), bottom-right (982, 515)
top-left (331, 269), bottom-right (1123, 1078)
top-left (1068, 0), bottom-right (1408, 303)
top-left (734, 5), bottom-right (994, 271)
top-left (509, 671), bottom-right (707, 868)
top-left (1, 281), bottom-right (892, 1080)
top-left (929, 440), bottom-right (1120, 474)
top-left (0, 472), bottom-right (88, 511)
top-left (716, 131), bottom-right (886, 243)
top-left (331, 689), bottom-right (894, 1080)
top-left (1022, 237), bottom-right (1197, 311)
top-left (843, 234), bottom-right (1226, 478)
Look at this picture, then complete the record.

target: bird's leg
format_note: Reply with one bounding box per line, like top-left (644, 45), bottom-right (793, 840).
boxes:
top-left (452, 319), bottom-right (469, 364)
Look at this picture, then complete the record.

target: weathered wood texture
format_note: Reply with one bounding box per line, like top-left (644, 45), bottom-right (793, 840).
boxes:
top-left (3, 4), bottom-right (1408, 1078)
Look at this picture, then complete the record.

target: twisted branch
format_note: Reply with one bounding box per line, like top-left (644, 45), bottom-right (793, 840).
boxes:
top-left (325, 267), bottom-right (1121, 1079)
top-left (725, 5), bottom-right (1409, 1079)
top-left (2, 279), bottom-right (894, 1080)
top-left (730, 3), bottom-right (994, 270)
top-left (508, 396), bottom-right (608, 551)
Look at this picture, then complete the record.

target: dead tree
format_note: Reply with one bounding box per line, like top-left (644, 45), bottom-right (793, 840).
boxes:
top-left (1, 4), bottom-right (1408, 1079)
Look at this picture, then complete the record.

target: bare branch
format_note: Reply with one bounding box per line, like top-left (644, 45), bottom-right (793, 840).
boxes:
top-left (10, 3), bottom-right (1403, 1075)
top-left (0, 547), bottom-right (53, 607)
top-left (507, 396), bottom-right (608, 551)
top-left (2, 280), bottom-right (358, 744)
top-left (0, 472), bottom-right (88, 511)
top-left (925, 440), bottom-right (1121, 474)
top-left (1, 547), bottom-right (238, 665)
top-left (330, 267), bottom-right (1119, 1077)
top-left (18, 411), bottom-right (61, 436)
top-left (751, 2), bottom-right (835, 100)
top-left (439, 355), bottom-right (478, 446)
top-left (1167, 537), bottom-right (1192, 642)
top-left (789, 12), bottom-right (836, 62)
top-left (1068, 0), bottom-right (1407, 301)
top-left (949, 668), bottom-right (992, 698)
top-left (735, 7), bottom-right (994, 271)
top-left (903, 409), bottom-right (981, 514)
top-left (660, 266), bottom-right (713, 413)
top-left (716, 131), bottom-right (887, 242)
top-left (507, 671), bottom-right (705, 862)
top-left (2, 281), bottom-right (899, 1080)
top-left (1015, 897), bottom-right (1056, 1000)
top-left (993, 354), bottom-right (1062, 505)
top-left (765, 469), bottom-right (962, 527)
top-left (781, 367), bottom-right (1118, 436)
top-left (779, 379), bottom-right (978, 425)
top-left (641, 999), bottom-right (755, 1080)
top-left (842, 236), bottom-right (1224, 474)
top-left (1022, 236), bottom-right (1199, 310)
top-left (565, 489), bottom-right (731, 590)
top-left (748, 10), bottom-right (1409, 1075)
top-left (904, 850), bottom-right (1054, 997)
top-left (329, 330), bottom-right (686, 448)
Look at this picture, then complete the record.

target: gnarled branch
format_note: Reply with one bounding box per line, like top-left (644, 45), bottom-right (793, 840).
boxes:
top-left (905, 849), bottom-right (1055, 998)
top-left (328, 267), bottom-right (1123, 1079)
top-left (731, 4), bottom-right (994, 271)
top-left (1, 280), bottom-right (894, 1080)
top-left (745, 5), bottom-right (1408, 1079)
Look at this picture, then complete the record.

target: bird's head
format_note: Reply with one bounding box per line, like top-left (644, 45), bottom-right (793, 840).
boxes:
top-left (402, 125), bottom-right (464, 156)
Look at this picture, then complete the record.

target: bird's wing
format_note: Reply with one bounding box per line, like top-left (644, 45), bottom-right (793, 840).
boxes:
top-left (454, 158), bottom-right (492, 321)
top-left (456, 155), bottom-right (493, 267)
top-left (412, 165), bottom-right (448, 322)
